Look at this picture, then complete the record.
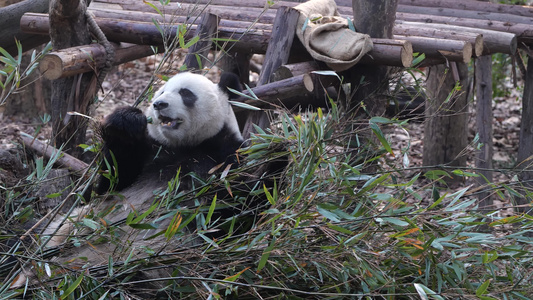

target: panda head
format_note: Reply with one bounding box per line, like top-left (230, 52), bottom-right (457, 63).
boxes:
top-left (146, 72), bottom-right (242, 148)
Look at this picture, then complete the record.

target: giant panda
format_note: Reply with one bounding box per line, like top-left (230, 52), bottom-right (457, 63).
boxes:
top-left (10, 72), bottom-right (280, 289)
top-left (96, 71), bottom-right (245, 195)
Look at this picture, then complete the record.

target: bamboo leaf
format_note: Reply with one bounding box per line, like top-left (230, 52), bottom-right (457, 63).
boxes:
top-left (60, 274), bottom-right (83, 300)
top-left (476, 279), bottom-right (491, 297)
top-left (223, 267), bottom-right (250, 282)
top-left (369, 121), bottom-right (394, 156)
top-left (144, 0), bottom-right (162, 16)
top-left (257, 237), bottom-right (276, 272)
top-left (205, 194), bottom-right (217, 226)
top-left (229, 100), bottom-right (261, 111)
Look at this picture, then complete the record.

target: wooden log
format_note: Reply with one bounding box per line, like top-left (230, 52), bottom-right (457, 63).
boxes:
top-left (397, 4), bottom-right (533, 25)
top-left (397, 12), bottom-right (533, 45)
top-left (20, 133), bottom-right (89, 173)
top-left (396, 20), bottom-right (517, 55)
top-left (183, 13), bottom-right (220, 71)
top-left (398, 0), bottom-right (533, 18)
top-left (361, 39), bottom-right (413, 68)
top-left (233, 73), bottom-right (339, 112)
top-left (395, 35), bottom-right (472, 63)
top-left (39, 43), bottom-right (158, 80)
top-left (271, 61), bottom-right (322, 82)
top-left (394, 23), bottom-right (483, 57)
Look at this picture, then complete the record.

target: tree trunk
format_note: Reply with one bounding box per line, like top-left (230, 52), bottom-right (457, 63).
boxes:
top-left (350, 0), bottom-right (398, 115)
top-left (423, 62), bottom-right (469, 180)
top-left (49, 0), bottom-right (96, 157)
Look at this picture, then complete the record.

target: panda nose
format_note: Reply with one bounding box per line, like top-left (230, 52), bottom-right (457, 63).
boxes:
top-left (153, 101), bottom-right (168, 110)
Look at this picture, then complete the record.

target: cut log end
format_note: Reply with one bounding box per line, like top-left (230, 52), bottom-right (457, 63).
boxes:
top-left (303, 73), bottom-right (314, 92)
top-left (474, 35), bottom-right (484, 57)
top-left (462, 42), bottom-right (473, 63)
top-left (39, 55), bottom-right (64, 80)
top-left (401, 41), bottom-right (414, 67)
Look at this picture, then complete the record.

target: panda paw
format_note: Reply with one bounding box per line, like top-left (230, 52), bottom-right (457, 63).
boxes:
top-left (101, 106), bottom-right (147, 142)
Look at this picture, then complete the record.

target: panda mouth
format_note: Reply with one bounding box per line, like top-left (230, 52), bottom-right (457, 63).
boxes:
top-left (159, 116), bottom-right (183, 129)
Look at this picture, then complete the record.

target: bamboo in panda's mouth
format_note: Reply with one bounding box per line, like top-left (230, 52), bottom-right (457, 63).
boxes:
top-left (158, 116), bottom-right (184, 128)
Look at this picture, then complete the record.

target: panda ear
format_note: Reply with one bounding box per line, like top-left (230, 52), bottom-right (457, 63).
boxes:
top-left (218, 72), bottom-right (242, 100)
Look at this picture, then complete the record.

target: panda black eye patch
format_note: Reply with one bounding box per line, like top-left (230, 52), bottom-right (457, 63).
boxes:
top-left (179, 88), bottom-right (197, 107)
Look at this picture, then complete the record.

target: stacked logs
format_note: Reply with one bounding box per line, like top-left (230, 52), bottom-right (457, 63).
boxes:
top-left (18, 0), bottom-right (532, 80)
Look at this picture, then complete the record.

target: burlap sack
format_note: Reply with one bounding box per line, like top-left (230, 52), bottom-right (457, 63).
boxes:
top-left (294, 0), bottom-right (373, 71)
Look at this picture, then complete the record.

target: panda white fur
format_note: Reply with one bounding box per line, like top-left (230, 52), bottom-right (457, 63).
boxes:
top-left (11, 72), bottom-right (256, 288)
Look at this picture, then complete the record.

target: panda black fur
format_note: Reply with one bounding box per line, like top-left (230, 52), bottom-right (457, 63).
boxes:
top-left (97, 72), bottom-right (244, 194)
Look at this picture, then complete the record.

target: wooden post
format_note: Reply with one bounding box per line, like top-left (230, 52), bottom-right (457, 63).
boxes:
top-left (183, 13), bottom-right (220, 71)
top-left (517, 55), bottom-right (533, 217)
top-left (423, 62), bottom-right (469, 177)
top-left (49, 0), bottom-right (96, 157)
top-left (349, 0), bottom-right (399, 115)
top-left (475, 55), bottom-right (494, 208)
top-left (241, 6), bottom-right (300, 140)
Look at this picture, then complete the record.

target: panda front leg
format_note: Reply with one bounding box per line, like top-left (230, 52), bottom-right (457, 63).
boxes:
top-left (96, 106), bottom-right (151, 194)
